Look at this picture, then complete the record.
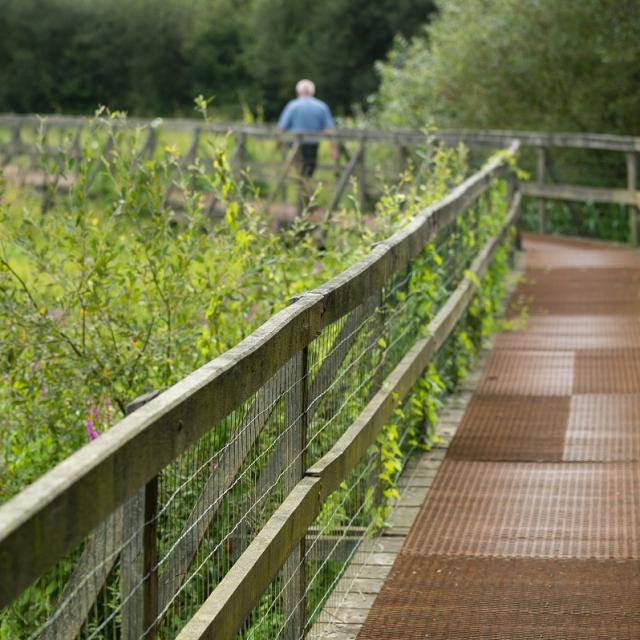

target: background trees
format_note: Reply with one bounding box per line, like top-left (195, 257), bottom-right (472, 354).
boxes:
top-left (0, 0), bottom-right (435, 118)
top-left (373, 0), bottom-right (640, 135)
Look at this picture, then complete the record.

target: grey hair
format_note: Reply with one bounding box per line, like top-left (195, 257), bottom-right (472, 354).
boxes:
top-left (296, 79), bottom-right (316, 96)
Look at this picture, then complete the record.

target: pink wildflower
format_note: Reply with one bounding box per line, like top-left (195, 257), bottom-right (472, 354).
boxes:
top-left (85, 417), bottom-right (99, 441)
top-left (245, 304), bottom-right (258, 322)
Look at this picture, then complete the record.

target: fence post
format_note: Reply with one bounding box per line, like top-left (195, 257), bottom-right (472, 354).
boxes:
top-left (358, 136), bottom-right (367, 212)
top-left (536, 147), bottom-right (546, 234)
top-left (626, 152), bottom-right (637, 246)
top-left (233, 130), bottom-right (246, 176)
top-left (282, 341), bottom-right (309, 640)
top-left (121, 390), bottom-right (161, 640)
top-left (506, 165), bottom-right (522, 251)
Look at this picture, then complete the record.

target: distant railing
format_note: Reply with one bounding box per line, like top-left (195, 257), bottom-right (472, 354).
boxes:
top-left (0, 130), bottom-right (520, 639)
top-left (1, 115), bottom-right (637, 239)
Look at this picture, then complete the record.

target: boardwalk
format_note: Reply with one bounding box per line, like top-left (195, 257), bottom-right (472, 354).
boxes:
top-left (355, 234), bottom-right (640, 639)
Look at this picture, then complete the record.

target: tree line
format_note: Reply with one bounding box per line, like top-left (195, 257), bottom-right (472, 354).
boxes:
top-left (373, 0), bottom-right (640, 135)
top-left (0, 0), bottom-right (435, 120)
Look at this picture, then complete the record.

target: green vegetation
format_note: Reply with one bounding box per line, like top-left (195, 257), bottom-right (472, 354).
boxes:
top-left (0, 111), bottom-right (518, 639)
top-left (373, 0), bottom-right (640, 135)
top-left (368, 0), bottom-right (640, 241)
top-left (0, 0), bottom-right (435, 119)
top-left (0, 113), bottom-right (469, 502)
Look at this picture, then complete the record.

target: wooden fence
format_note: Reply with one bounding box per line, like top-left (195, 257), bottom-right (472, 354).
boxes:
top-left (0, 126), bottom-right (521, 639)
top-left (1, 115), bottom-right (638, 235)
top-left (1, 118), bottom-right (638, 639)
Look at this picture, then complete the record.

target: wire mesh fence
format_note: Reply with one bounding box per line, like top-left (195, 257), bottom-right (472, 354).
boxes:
top-left (0, 137), bottom-right (518, 640)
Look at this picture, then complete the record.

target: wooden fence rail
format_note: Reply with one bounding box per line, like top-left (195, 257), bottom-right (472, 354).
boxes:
top-left (176, 184), bottom-right (521, 640)
top-left (2, 120), bottom-right (636, 639)
top-left (1, 115), bottom-right (638, 238)
top-left (0, 132), bottom-right (519, 640)
top-left (0, 135), bottom-right (516, 606)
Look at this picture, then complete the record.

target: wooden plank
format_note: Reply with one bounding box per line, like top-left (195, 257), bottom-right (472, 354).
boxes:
top-left (157, 303), bottom-right (369, 615)
top-left (326, 140), bottom-right (365, 215)
top-left (37, 509), bottom-right (123, 640)
top-left (175, 477), bottom-right (322, 640)
top-left (283, 350), bottom-right (307, 640)
top-left (358, 142), bottom-right (367, 212)
top-left (0, 293), bottom-right (324, 608)
top-left (40, 391), bottom-right (159, 640)
top-left (142, 478), bottom-right (159, 640)
top-left (536, 148), bottom-right (546, 234)
top-left (320, 608), bottom-right (368, 624)
top-left (0, 125), bottom-right (21, 167)
top-left (307, 623), bottom-right (361, 640)
top-left (265, 139), bottom-right (301, 211)
top-left (314, 142), bottom-right (518, 327)
top-left (307, 294), bottom-right (378, 421)
top-left (520, 181), bottom-right (639, 206)
top-left (342, 564), bottom-right (391, 580)
top-left (334, 577), bottom-right (383, 595)
top-left (122, 391), bottom-right (162, 640)
top-left (121, 489), bottom-right (145, 640)
top-left (3, 114), bottom-right (640, 151)
top-left (156, 362), bottom-right (288, 612)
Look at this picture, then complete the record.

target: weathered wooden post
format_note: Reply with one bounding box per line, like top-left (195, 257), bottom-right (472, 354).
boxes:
top-left (398, 142), bottom-right (409, 177)
top-left (358, 135), bottom-right (367, 212)
top-left (508, 162), bottom-right (522, 251)
top-left (282, 341), bottom-right (309, 640)
top-left (233, 130), bottom-right (246, 175)
top-left (536, 147), bottom-right (546, 235)
top-left (1, 124), bottom-right (20, 168)
top-left (626, 152), bottom-right (637, 246)
top-left (122, 390), bottom-right (161, 640)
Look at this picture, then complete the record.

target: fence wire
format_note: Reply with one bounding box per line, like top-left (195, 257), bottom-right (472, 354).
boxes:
top-left (0, 119), bottom-right (520, 640)
top-left (232, 190), bottom-right (504, 640)
top-left (0, 161), bottom-right (504, 640)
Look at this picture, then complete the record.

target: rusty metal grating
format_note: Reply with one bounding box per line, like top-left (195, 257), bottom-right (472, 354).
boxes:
top-left (403, 460), bottom-right (640, 559)
top-left (574, 349), bottom-right (640, 394)
top-left (476, 350), bottom-right (574, 396)
top-left (448, 395), bottom-right (570, 461)
top-left (505, 315), bottom-right (640, 336)
top-left (495, 315), bottom-right (640, 350)
top-left (523, 235), bottom-right (640, 269)
top-left (354, 234), bottom-right (640, 640)
top-left (356, 555), bottom-right (640, 640)
top-left (517, 299), bottom-right (640, 316)
top-left (497, 316), bottom-right (640, 350)
top-left (564, 394), bottom-right (640, 461)
top-left (495, 331), bottom-right (640, 350)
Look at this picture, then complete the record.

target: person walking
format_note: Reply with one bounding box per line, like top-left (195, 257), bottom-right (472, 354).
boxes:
top-left (277, 79), bottom-right (338, 179)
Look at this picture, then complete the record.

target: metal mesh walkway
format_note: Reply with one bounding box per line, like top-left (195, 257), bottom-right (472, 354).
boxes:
top-left (356, 233), bottom-right (640, 639)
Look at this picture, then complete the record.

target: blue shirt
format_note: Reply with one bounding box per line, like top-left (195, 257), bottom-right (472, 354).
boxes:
top-left (277, 96), bottom-right (335, 133)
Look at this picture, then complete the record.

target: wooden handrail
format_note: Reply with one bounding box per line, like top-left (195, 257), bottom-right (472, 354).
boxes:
top-left (1, 113), bottom-right (640, 151)
top-left (0, 143), bottom-right (517, 610)
top-left (176, 189), bottom-right (522, 640)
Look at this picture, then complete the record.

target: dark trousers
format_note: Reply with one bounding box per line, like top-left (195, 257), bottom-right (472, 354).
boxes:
top-left (299, 143), bottom-right (319, 177)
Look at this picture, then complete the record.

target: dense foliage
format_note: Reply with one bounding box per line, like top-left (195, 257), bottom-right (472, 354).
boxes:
top-left (374, 0), bottom-right (640, 135)
top-left (0, 113), bottom-right (517, 639)
top-left (0, 0), bottom-right (435, 119)
top-left (0, 113), bottom-right (469, 502)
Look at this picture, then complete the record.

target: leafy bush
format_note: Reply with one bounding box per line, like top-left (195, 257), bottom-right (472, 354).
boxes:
top-left (0, 113), bottom-right (469, 502)
top-left (373, 0), bottom-right (640, 135)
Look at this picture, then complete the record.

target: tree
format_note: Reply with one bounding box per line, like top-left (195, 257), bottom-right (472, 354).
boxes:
top-left (243, 0), bottom-right (436, 118)
top-left (374, 0), bottom-right (640, 135)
